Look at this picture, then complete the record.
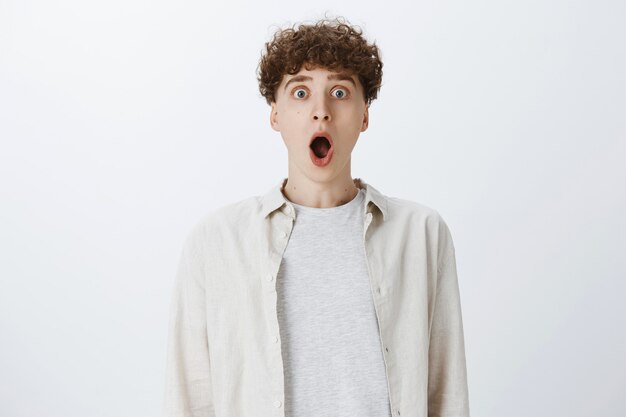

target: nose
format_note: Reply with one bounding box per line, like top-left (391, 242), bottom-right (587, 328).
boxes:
top-left (312, 98), bottom-right (331, 121)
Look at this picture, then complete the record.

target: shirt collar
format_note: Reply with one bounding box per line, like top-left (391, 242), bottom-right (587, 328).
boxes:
top-left (260, 177), bottom-right (388, 221)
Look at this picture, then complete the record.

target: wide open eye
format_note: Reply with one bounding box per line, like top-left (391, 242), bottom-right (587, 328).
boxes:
top-left (332, 88), bottom-right (349, 99)
top-left (293, 88), bottom-right (307, 99)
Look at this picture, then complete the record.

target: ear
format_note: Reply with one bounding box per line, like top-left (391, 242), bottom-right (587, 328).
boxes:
top-left (270, 102), bottom-right (280, 132)
top-left (360, 104), bottom-right (369, 132)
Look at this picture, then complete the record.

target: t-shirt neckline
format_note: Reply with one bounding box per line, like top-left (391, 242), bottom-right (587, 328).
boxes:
top-left (289, 188), bottom-right (365, 213)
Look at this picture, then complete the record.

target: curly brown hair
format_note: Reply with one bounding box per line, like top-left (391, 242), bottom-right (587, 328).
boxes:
top-left (256, 16), bottom-right (384, 107)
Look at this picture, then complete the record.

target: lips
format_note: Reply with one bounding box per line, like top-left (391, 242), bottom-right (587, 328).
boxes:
top-left (309, 130), bottom-right (334, 167)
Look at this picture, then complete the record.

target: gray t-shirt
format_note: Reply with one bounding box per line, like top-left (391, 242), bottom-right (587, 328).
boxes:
top-left (276, 187), bottom-right (392, 417)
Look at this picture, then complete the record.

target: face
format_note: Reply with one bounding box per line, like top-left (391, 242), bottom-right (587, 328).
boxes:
top-left (269, 65), bottom-right (369, 182)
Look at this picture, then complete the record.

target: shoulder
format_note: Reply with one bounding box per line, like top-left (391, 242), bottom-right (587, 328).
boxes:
top-left (385, 195), bottom-right (450, 231)
top-left (182, 195), bottom-right (264, 245)
top-left (383, 194), bottom-right (456, 266)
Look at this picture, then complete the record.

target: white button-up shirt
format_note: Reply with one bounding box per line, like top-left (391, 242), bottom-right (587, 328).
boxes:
top-left (163, 177), bottom-right (470, 417)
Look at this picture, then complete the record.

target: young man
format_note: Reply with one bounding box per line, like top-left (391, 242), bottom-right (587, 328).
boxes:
top-left (163, 17), bottom-right (470, 417)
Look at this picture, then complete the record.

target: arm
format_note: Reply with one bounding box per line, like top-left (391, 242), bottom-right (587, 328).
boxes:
top-left (163, 229), bottom-right (215, 417)
top-left (428, 218), bottom-right (470, 417)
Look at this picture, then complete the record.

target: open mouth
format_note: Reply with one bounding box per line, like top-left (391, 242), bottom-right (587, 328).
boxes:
top-left (309, 130), bottom-right (334, 167)
top-left (310, 136), bottom-right (332, 158)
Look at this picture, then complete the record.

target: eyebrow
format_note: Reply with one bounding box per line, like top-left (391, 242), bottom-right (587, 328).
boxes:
top-left (283, 73), bottom-right (357, 91)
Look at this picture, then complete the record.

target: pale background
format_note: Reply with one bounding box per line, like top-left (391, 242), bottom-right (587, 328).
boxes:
top-left (1, 0), bottom-right (625, 416)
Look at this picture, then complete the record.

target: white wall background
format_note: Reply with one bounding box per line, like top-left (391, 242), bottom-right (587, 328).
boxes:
top-left (1, 0), bottom-right (624, 416)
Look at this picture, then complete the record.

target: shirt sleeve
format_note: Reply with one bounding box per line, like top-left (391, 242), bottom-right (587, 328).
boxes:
top-left (163, 229), bottom-right (215, 417)
top-left (428, 217), bottom-right (470, 417)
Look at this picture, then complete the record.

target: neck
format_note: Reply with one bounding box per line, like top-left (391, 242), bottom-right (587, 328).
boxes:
top-left (282, 162), bottom-right (360, 209)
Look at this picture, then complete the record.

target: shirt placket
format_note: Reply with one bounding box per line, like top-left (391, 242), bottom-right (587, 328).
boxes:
top-left (263, 203), bottom-right (295, 417)
top-left (363, 207), bottom-right (401, 417)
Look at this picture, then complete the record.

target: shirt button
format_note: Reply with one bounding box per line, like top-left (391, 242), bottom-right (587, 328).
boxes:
top-left (281, 231), bottom-right (288, 238)
top-left (273, 335), bottom-right (279, 343)
top-left (266, 273), bottom-right (274, 282)
top-left (274, 400), bottom-right (282, 408)
top-left (385, 346), bottom-right (389, 353)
